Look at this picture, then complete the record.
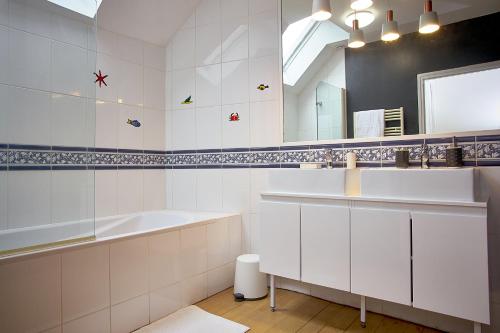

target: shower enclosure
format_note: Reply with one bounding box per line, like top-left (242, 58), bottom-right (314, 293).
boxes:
top-left (316, 81), bottom-right (345, 140)
top-left (0, 0), bottom-right (98, 255)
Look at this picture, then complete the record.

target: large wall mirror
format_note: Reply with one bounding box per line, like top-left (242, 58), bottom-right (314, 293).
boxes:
top-left (281, 0), bottom-right (500, 143)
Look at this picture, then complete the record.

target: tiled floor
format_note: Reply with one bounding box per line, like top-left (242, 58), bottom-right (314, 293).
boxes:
top-left (197, 288), bottom-right (444, 332)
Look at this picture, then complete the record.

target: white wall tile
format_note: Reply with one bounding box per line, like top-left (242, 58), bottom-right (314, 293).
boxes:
top-left (196, 22), bottom-right (221, 66)
top-left (7, 171), bottom-right (51, 228)
top-left (111, 294), bottom-right (149, 333)
top-left (180, 225), bottom-right (207, 278)
top-left (250, 213), bottom-right (260, 253)
top-left (9, 0), bottom-right (52, 37)
top-left (182, 273), bottom-right (208, 305)
top-left (149, 283), bottom-right (183, 322)
top-left (43, 326), bottom-right (62, 333)
top-left (172, 68), bottom-right (196, 110)
top-left (196, 106), bottom-right (222, 149)
top-left (51, 170), bottom-right (90, 224)
top-left (250, 169), bottom-right (268, 213)
top-left (0, 255), bottom-right (61, 333)
top-left (63, 308), bottom-right (110, 333)
top-left (165, 43), bottom-right (173, 72)
top-left (165, 71), bottom-right (173, 111)
top-left (143, 108), bottom-right (166, 151)
top-left (222, 169), bottom-right (250, 213)
top-left (171, 109), bottom-right (196, 150)
top-left (249, 55), bottom-right (279, 102)
top-left (0, 26), bottom-right (8, 85)
top-left (118, 104), bottom-right (143, 150)
top-left (249, 10), bottom-right (278, 58)
top-left (222, 60), bottom-right (249, 105)
top-left (172, 169), bottom-right (197, 210)
top-left (144, 43), bottom-right (166, 71)
top-left (0, 0), bottom-right (8, 26)
top-left (196, 0), bottom-right (221, 27)
top-left (196, 64), bottom-right (221, 107)
top-left (222, 17), bottom-right (249, 63)
top-left (50, 12), bottom-right (88, 49)
top-left (6, 86), bottom-right (51, 145)
top-left (221, 0), bottom-right (249, 21)
top-left (52, 41), bottom-right (91, 97)
top-left (221, 103), bottom-right (250, 148)
top-left (249, 0), bottom-right (278, 15)
top-left (0, 172), bottom-right (6, 230)
top-left (95, 170), bottom-right (117, 218)
top-left (250, 100), bottom-right (280, 147)
top-left (228, 216), bottom-right (243, 259)
top-left (8, 29), bottom-right (51, 91)
top-left (166, 169), bottom-right (173, 209)
top-left (95, 100), bottom-right (119, 149)
top-left (96, 28), bottom-right (117, 56)
top-left (165, 109), bottom-right (173, 150)
top-left (182, 13), bottom-right (196, 30)
top-left (143, 169), bottom-right (166, 211)
top-left (208, 263), bottom-right (235, 296)
top-left (149, 231), bottom-right (181, 291)
top-left (207, 220), bottom-right (230, 269)
top-left (196, 170), bottom-right (223, 211)
top-left (51, 94), bottom-right (88, 147)
top-left (172, 28), bottom-right (195, 70)
top-left (144, 67), bottom-right (166, 110)
top-left (115, 59), bottom-right (143, 106)
top-left (62, 245), bottom-right (110, 322)
top-left (115, 34), bottom-right (143, 65)
top-left (110, 237), bottom-right (149, 305)
top-left (117, 169), bottom-right (143, 214)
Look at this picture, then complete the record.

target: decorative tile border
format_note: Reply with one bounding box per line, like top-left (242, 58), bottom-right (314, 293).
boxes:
top-left (1, 134), bottom-right (500, 171)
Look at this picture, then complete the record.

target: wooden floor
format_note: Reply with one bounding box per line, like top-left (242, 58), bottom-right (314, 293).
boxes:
top-left (197, 288), bottom-right (443, 333)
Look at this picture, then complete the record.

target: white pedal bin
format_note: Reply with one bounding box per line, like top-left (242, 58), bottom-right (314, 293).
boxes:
top-left (234, 254), bottom-right (268, 300)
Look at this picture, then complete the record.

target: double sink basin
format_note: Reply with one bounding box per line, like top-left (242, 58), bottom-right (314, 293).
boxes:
top-left (267, 168), bottom-right (476, 202)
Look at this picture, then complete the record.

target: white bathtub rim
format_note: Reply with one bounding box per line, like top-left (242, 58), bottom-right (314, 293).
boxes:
top-left (0, 210), bottom-right (240, 265)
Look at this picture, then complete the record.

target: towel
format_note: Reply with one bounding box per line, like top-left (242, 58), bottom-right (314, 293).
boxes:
top-left (354, 109), bottom-right (385, 138)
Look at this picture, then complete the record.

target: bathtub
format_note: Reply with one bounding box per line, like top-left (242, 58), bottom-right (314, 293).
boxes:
top-left (0, 210), bottom-right (242, 333)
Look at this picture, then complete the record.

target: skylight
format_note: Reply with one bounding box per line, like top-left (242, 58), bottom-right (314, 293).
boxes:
top-left (282, 16), bottom-right (316, 66)
top-left (47, 0), bottom-right (103, 18)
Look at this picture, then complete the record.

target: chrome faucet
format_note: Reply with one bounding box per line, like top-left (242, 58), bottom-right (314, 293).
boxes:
top-left (421, 144), bottom-right (430, 169)
top-left (324, 149), bottom-right (333, 169)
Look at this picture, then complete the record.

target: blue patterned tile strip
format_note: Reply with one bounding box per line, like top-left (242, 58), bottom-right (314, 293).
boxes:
top-left (1, 134), bottom-right (500, 170)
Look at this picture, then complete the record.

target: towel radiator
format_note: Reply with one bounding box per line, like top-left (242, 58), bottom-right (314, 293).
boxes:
top-left (384, 107), bottom-right (404, 136)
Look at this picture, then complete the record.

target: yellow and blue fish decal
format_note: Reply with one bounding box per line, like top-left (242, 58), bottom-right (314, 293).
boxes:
top-left (257, 84), bottom-right (269, 91)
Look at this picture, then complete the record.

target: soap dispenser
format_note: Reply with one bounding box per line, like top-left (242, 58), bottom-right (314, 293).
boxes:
top-left (446, 137), bottom-right (463, 168)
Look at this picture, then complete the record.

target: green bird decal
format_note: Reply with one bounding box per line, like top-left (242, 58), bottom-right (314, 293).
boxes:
top-left (181, 95), bottom-right (193, 105)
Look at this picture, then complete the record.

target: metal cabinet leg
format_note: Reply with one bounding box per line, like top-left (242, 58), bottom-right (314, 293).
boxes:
top-left (474, 322), bottom-right (481, 333)
top-left (270, 274), bottom-right (276, 312)
top-left (360, 295), bottom-right (366, 328)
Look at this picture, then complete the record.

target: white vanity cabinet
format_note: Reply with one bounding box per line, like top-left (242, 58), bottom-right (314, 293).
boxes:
top-left (412, 211), bottom-right (490, 324)
top-left (301, 204), bottom-right (350, 291)
top-left (350, 207), bottom-right (412, 305)
top-left (260, 201), bottom-right (301, 280)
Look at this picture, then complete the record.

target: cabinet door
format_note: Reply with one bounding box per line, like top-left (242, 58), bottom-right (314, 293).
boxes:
top-left (351, 208), bottom-right (411, 305)
top-left (412, 212), bottom-right (489, 324)
top-left (259, 201), bottom-right (301, 280)
top-left (301, 204), bottom-right (350, 291)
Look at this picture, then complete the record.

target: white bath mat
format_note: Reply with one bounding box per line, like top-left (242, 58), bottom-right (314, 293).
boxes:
top-left (135, 305), bottom-right (249, 333)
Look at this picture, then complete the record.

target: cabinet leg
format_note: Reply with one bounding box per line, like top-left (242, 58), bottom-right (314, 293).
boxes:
top-left (270, 274), bottom-right (276, 312)
top-left (360, 295), bottom-right (366, 328)
top-left (474, 322), bottom-right (481, 333)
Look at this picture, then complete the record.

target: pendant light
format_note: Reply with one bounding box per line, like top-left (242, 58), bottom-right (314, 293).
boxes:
top-left (312, 0), bottom-right (332, 21)
top-left (350, 0), bottom-right (373, 11)
top-left (419, 0), bottom-right (440, 34)
top-left (348, 18), bottom-right (365, 48)
top-left (381, 9), bottom-right (400, 42)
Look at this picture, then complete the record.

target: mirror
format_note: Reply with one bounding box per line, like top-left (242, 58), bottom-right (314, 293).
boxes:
top-left (281, 0), bottom-right (500, 143)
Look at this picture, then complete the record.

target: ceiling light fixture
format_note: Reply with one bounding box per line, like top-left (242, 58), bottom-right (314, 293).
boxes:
top-left (419, 0), bottom-right (440, 34)
top-left (381, 9), bottom-right (400, 42)
top-left (350, 0), bottom-right (373, 11)
top-left (312, 0), bottom-right (332, 21)
top-left (344, 11), bottom-right (375, 28)
top-left (348, 18), bottom-right (365, 48)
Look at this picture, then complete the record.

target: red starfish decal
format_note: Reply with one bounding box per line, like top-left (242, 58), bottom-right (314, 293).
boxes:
top-left (94, 70), bottom-right (108, 87)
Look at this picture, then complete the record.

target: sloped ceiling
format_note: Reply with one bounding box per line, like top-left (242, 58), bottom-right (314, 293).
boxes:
top-left (97, 0), bottom-right (201, 46)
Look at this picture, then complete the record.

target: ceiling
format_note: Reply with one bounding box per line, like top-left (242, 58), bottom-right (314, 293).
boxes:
top-left (96, 0), bottom-right (201, 46)
top-left (284, 0), bottom-right (500, 43)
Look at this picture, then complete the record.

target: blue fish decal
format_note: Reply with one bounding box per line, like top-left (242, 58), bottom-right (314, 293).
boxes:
top-left (127, 119), bottom-right (141, 128)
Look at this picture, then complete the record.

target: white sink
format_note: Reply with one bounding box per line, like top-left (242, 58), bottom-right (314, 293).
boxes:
top-left (360, 168), bottom-right (475, 202)
top-left (267, 169), bottom-right (346, 196)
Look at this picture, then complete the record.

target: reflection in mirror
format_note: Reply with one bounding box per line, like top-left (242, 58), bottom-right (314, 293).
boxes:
top-left (282, 0), bottom-right (348, 142)
top-left (419, 62), bottom-right (500, 134)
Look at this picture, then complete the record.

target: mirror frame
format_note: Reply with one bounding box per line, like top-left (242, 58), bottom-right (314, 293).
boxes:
top-left (278, 0), bottom-right (500, 146)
